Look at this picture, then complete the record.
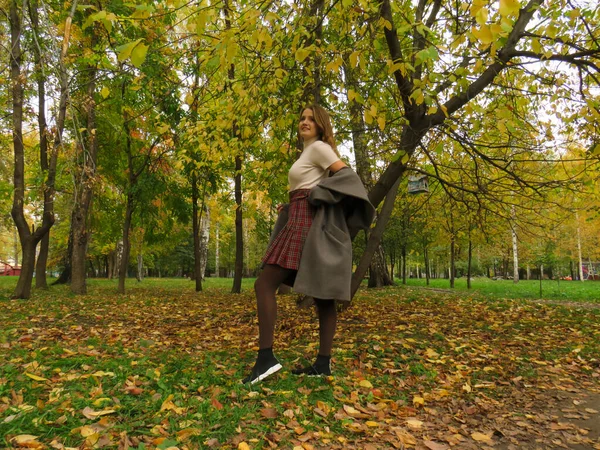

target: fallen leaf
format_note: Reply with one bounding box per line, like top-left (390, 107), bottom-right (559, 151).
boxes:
top-left (359, 380), bottom-right (373, 388)
top-left (11, 435), bottom-right (40, 444)
top-left (25, 373), bottom-right (48, 382)
top-left (406, 418), bottom-right (423, 429)
top-left (424, 440), bottom-right (449, 450)
top-left (413, 395), bottom-right (425, 407)
top-left (81, 406), bottom-right (116, 420)
top-left (261, 407), bottom-right (278, 418)
top-left (471, 431), bottom-right (493, 443)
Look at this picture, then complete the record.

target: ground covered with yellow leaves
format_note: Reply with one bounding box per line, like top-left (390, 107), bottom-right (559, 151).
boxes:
top-left (1, 281), bottom-right (600, 449)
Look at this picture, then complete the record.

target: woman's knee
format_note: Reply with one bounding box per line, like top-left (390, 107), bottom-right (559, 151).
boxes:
top-left (314, 299), bottom-right (335, 310)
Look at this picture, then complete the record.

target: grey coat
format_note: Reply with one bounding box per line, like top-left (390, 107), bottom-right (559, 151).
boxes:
top-left (268, 167), bottom-right (375, 301)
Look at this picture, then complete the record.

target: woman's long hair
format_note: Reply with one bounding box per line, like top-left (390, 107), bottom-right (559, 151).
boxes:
top-left (300, 104), bottom-right (339, 156)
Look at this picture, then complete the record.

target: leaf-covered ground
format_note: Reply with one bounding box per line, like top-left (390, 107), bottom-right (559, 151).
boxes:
top-left (1, 282), bottom-right (600, 449)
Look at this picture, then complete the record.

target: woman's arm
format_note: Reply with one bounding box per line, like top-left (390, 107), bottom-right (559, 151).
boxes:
top-left (327, 160), bottom-right (347, 173)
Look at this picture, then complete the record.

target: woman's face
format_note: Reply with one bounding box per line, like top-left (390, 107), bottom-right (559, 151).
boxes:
top-left (299, 108), bottom-right (319, 141)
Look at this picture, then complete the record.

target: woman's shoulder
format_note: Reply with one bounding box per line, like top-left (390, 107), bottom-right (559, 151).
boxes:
top-left (309, 140), bottom-right (334, 153)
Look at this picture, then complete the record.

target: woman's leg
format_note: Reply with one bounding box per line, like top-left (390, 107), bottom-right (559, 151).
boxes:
top-left (315, 299), bottom-right (337, 356)
top-left (292, 299), bottom-right (337, 376)
top-left (254, 264), bottom-right (295, 349)
top-left (243, 264), bottom-right (294, 383)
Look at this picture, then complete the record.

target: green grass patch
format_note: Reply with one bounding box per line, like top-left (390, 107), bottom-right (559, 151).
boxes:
top-left (401, 276), bottom-right (600, 302)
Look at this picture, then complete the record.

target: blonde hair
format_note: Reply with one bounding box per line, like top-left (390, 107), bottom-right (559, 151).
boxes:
top-left (300, 104), bottom-right (339, 156)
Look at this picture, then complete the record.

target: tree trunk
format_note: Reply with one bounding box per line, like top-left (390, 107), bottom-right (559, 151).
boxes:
top-left (33, 0), bottom-right (77, 291)
top-left (232, 153), bottom-right (243, 293)
top-left (192, 174), bottom-right (203, 292)
top-left (199, 206), bottom-right (210, 281)
top-left (30, 0), bottom-right (49, 290)
top-left (9, 0), bottom-right (51, 299)
top-left (14, 240), bottom-right (36, 299)
top-left (136, 252), bottom-right (143, 282)
top-left (424, 243), bottom-right (430, 286)
top-left (401, 245), bottom-right (407, 285)
top-left (223, 0), bottom-right (243, 294)
top-left (449, 237), bottom-right (455, 288)
top-left (576, 212), bottom-right (584, 281)
top-left (118, 194), bottom-right (134, 293)
top-left (351, 177), bottom-right (401, 299)
top-left (467, 237), bottom-right (472, 289)
top-left (35, 233), bottom-right (49, 289)
top-left (215, 223), bottom-right (220, 277)
top-left (368, 246), bottom-right (392, 287)
top-left (71, 27), bottom-right (99, 295)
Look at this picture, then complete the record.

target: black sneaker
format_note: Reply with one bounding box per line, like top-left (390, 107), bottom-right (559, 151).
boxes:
top-left (242, 355), bottom-right (282, 384)
top-left (291, 362), bottom-right (331, 377)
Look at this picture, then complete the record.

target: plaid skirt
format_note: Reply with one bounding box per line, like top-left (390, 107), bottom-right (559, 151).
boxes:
top-left (262, 189), bottom-right (313, 270)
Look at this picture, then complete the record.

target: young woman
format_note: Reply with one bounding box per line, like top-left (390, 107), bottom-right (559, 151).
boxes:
top-left (243, 105), bottom-right (374, 384)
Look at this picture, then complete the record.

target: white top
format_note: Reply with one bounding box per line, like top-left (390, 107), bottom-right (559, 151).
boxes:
top-left (288, 138), bottom-right (339, 191)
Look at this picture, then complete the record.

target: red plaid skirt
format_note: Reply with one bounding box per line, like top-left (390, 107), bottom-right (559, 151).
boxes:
top-left (262, 189), bottom-right (313, 270)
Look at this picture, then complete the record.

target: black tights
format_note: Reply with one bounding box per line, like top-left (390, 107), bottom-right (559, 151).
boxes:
top-left (254, 264), bottom-right (337, 355)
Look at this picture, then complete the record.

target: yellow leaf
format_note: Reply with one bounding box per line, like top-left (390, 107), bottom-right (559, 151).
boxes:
top-left (471, 431), bottom-right (493, 442)
top-left (11, 435), bottom-right (40, 444)
top-left (425, 348), bottom-right (440, 359)
top-left (359, 380), bottom-right (373, 388)
top-left (80, 425), bottom-right (97, 437)
top-left (472, 25), bottom-right (493, 45)
top-left (499, 0), bottom-right (520, 17)
top-left (463, 383), bottom-right (472, 393)
top-left (238, 443), bottom-right (250, 450)
top-left (117, 39), bottom-right (143, 62)
top-left (130, 42), bottom-right (149, 68)
top-left (101, 86), bottom-right (110, 99)
top-left (406, 418), bottom-right (423, 429)
top-left (25, 373), bottom-right (48, 381)
top-left (377, 116), bottom-right (386, 131)
top-left (365, 421), bottom-right (379, 427)
top-left (413, 395), bottom-right (425, 406)
top-left (475, 7), bottom-right (488, 25)
top-left (295, 48), bottom-right (310, 63)
top-left (349, 51), bottom-right (360, 68)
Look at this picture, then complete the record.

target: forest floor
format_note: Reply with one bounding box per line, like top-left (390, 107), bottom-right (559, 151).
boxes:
top-left (1, 280), bottom-right (599, 449)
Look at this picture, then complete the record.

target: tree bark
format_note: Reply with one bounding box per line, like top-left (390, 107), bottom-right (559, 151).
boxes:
top-left (118, 193), bottom-right (134, 293)
top-left (467, 237), bottom-right (472, 289)
top-left (351, 177), bottom-right (401, 299)
top-left (576, 212), bottom-right (584, 281)
top-left (232, 153), bottom-right (243, 293)
top-left (199, 206), bottom-right (210, 281)
top-left (9, 0), bottom-right (55, 299)
top-left (401, 245), bottom-right (407, 285)
top-left (424, 243), bottom-right (430, 286)
top-left (192, 174), bottom-right (203, 292)
top-left (449, 237), bottom-right (455, 288)
top-left (29, 0), bottom-right (49, 290)
top-left (136, 252), bottom-right (143, 282)
top-left (224, 0), bottom-right (243, 294)
top-left (71, 26), bottom-right (99, 295)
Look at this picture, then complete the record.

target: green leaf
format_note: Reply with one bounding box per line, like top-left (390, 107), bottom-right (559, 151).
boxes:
top-left (116, 39), bottom-right (144, 62)
top-left (130, 42), bottom-right (149, 68)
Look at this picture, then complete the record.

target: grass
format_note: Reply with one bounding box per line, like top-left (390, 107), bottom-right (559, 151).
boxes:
top-left (400, 276), bottom-right (600, 302)
top-left (1, 277), bottom-right (600, 448)
top-left (2, 275), bottom-right (598, 302)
